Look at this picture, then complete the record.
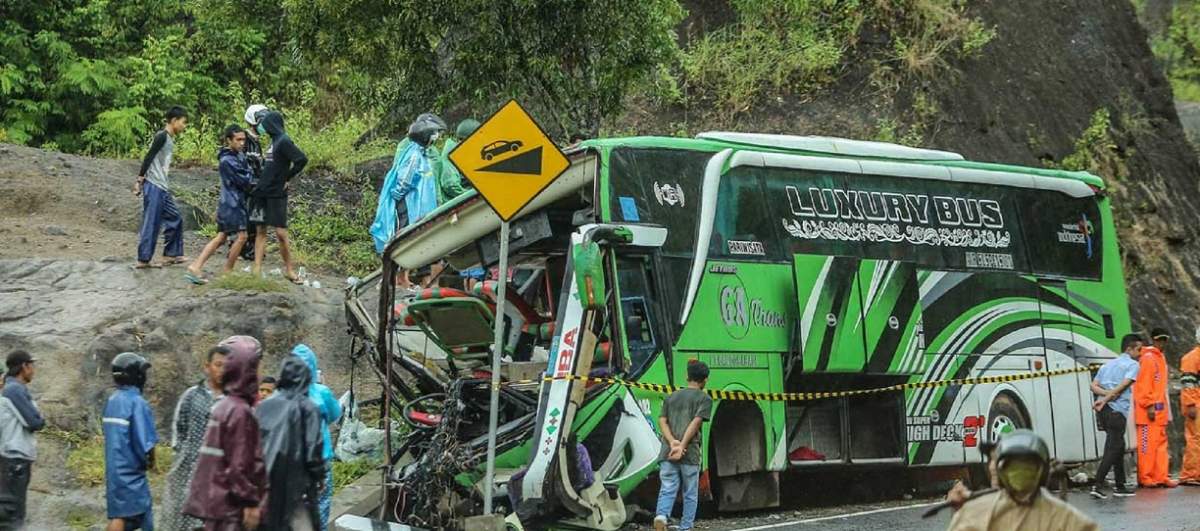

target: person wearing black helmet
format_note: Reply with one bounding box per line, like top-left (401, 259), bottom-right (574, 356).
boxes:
top-left (948, 430), bottom-right (1095, 531)
top-left (103, 352), bottom-right (158, 530)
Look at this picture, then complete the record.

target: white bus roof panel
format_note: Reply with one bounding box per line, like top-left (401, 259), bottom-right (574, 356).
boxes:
top-left (697, 131), bottom-right (966, 161)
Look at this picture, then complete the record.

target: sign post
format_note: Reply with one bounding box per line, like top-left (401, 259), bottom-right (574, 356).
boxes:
top-left (448, 100), bottom-right (570, 514)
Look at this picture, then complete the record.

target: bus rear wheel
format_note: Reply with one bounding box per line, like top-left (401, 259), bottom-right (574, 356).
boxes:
top-left (987, 393), bottom-right (1029, 441)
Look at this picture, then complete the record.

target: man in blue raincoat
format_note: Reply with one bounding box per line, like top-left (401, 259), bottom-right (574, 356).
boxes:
top-left (292, 344), bottom-right (343, 531)
top-left (369, 114), bottom-right (446, 254)
top-left (103, 352), bottom-right (158, 530)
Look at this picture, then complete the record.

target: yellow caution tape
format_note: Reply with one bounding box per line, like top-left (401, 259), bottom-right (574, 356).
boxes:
top-left (517, 364), bottom-right (1101, 402)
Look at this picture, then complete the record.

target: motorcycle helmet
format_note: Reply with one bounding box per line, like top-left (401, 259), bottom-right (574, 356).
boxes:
top-left (111, 352), bottom-right (151, 390)
top-left (244, 104), bottom-right (269, 126)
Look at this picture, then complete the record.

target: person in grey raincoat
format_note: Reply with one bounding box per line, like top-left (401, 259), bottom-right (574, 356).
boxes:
top-left (161, 346), bottom-right (227, 531)
top-left (184, 336), bottom-right (266, 531)
top-left (256, 356), bottom-right (325, 530)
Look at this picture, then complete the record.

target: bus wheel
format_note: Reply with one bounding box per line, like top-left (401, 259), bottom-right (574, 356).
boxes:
top-left (988, 393), bottom-right (1029, 441)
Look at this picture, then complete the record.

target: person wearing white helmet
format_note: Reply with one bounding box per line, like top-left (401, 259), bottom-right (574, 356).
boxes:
top-left (238, 104), bottom-right (269, 262)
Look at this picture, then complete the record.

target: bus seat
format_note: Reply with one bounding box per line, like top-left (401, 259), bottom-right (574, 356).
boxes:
top-left (392, 303), bottom-right (418, 326)
top-left (472, 281), bottom-right (548, 324)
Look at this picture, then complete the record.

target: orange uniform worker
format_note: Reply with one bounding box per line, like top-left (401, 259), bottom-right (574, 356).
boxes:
top-left (1135, 327), bottom-right (1176, 488)
top-left (1179, 327), bottom-right (1200, 485)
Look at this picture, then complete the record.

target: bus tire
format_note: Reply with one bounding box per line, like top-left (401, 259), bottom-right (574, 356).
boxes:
top-left (987, 393), bottom-right (1030, 441)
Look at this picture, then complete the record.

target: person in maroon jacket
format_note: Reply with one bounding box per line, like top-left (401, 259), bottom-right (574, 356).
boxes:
top-left (184, 336), bottom-right (267, 530)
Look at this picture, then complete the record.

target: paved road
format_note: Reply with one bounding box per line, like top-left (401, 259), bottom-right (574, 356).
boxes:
top-left (724, 487), bottom-right (1200, 531)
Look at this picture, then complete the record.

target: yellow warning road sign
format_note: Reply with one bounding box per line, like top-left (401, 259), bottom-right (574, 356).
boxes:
top-left (448, 100), bottom-right (570, 221)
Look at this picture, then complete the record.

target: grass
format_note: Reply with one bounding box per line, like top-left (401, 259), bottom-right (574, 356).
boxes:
top-left (332, 458), bottom-right (381, 494)
top-left (206, 272), bottom-right (290, 292)
top-left (46, 427), bottom-right (174, 489)
top-left (66, 508), bottom-right (99, 530)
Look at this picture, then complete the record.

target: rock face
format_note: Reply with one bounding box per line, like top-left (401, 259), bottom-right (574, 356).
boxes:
top-left (935, 1), bottom-right (1200, 347)
top-left (0, 259), bottom-right (348, 429)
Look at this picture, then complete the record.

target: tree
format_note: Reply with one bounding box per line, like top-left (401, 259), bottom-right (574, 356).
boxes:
top-left (286, 0), bottom-right (684, 139)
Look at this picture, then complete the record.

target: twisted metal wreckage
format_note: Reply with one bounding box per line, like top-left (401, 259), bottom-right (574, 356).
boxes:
top-left (344, 146), bottom-right (664, 530)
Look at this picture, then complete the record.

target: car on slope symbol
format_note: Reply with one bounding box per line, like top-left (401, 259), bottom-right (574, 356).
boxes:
top-left (481, 140), bottom-right (523, 161)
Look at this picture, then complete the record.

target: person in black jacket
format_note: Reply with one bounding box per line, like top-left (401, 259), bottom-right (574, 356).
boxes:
top-left (256, 355), bottom-right (324, 530)
top-left (248, 111), bottom-right (307, 282)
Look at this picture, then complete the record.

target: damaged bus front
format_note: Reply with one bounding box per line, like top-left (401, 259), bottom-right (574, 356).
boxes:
top-left (346, 145), bottom-right (671, 530)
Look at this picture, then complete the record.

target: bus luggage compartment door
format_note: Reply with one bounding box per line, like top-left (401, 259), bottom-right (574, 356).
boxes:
top-left (1037, 280), bottom-right (1098, 462)
top-left (858, 260), bottom-right (924, 375)
top-left (793, 254), bottom-right (867, 373)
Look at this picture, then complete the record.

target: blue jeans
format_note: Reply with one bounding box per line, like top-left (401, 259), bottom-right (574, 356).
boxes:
top-left (655, 461), bottom-right (700, 530)
top-left (137, 183), bottom-right (183, 263)
top-left (319, 462), bottom-right (333, 531)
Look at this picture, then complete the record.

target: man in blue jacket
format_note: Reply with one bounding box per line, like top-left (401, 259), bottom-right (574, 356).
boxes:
top-left (293, 344), bottom-right (343, 531)
top-left (0, 350), bottom-right (44, 528)
top-left (103, 353), bottom-right (158, 531)
top-left (186, 124), bottom-right (255, 284)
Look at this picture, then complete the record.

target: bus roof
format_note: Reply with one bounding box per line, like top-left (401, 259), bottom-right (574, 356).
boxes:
top-left (577, 134), bottom-right (1106, 190)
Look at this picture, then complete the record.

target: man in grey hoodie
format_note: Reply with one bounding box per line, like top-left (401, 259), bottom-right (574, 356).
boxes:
top-left (0, 350), bottom-right (45, 528)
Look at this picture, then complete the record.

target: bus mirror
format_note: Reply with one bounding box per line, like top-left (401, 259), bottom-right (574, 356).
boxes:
top-left (572, 241), bottom-right (607, 310)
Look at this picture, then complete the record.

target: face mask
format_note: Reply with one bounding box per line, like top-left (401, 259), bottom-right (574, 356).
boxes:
top-left (1000, 459), bottom-right (1042, 501)
top-left (256, 123), bottom-right (266, 135)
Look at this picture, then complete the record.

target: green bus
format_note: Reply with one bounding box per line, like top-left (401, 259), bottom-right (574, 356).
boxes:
top-left (347, 132), bottom-right (1130, 529)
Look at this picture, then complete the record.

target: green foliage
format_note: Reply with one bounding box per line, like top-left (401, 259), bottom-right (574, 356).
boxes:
top-left (1060, 109), bottom-right (1117, 172)
top-left (681, 0), bottom-right (863, 116)
top-left (208, 273), bottom-right (290, 293)
top-left (82, 107), bottom-right (152, 157)
top-left (286, 0), bottom-right (684, 137)
top-left (289, 187), bottom-right (380, 276)
top-left (1150, 2), bottom-right (1200, 102)
top-left (0, 0), bottom-right (314, 154)
top-left (1052, 108), bottom-right (1131, 188)
top-left (679, 0), bottom-right (994, 118)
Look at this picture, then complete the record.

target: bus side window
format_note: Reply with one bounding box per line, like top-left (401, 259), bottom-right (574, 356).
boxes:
top-left (617, 257), bottom-right (659, 377)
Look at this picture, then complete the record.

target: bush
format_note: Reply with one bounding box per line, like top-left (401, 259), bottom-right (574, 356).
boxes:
top-left (289, 186), bottom-right (381, 277)
top-left (678, 0), bottom-right (995, 118)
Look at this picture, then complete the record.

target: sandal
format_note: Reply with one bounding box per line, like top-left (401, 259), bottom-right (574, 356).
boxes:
top-left (132, 262), bottom-right (162, 270)
top-left (285, 274), bottom-right (304, 285)
top-left (184, 272), bottom-right (209, 285)
top-left (162, 256), bottom-right (190, 266)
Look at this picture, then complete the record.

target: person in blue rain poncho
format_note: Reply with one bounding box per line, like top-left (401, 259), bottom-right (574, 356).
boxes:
top-left (103, 352), bottom-right (158, 531)
top-left (292, 344), bottom-right (343, 531)
top-left (369, 113), bottom-right (446, 254)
